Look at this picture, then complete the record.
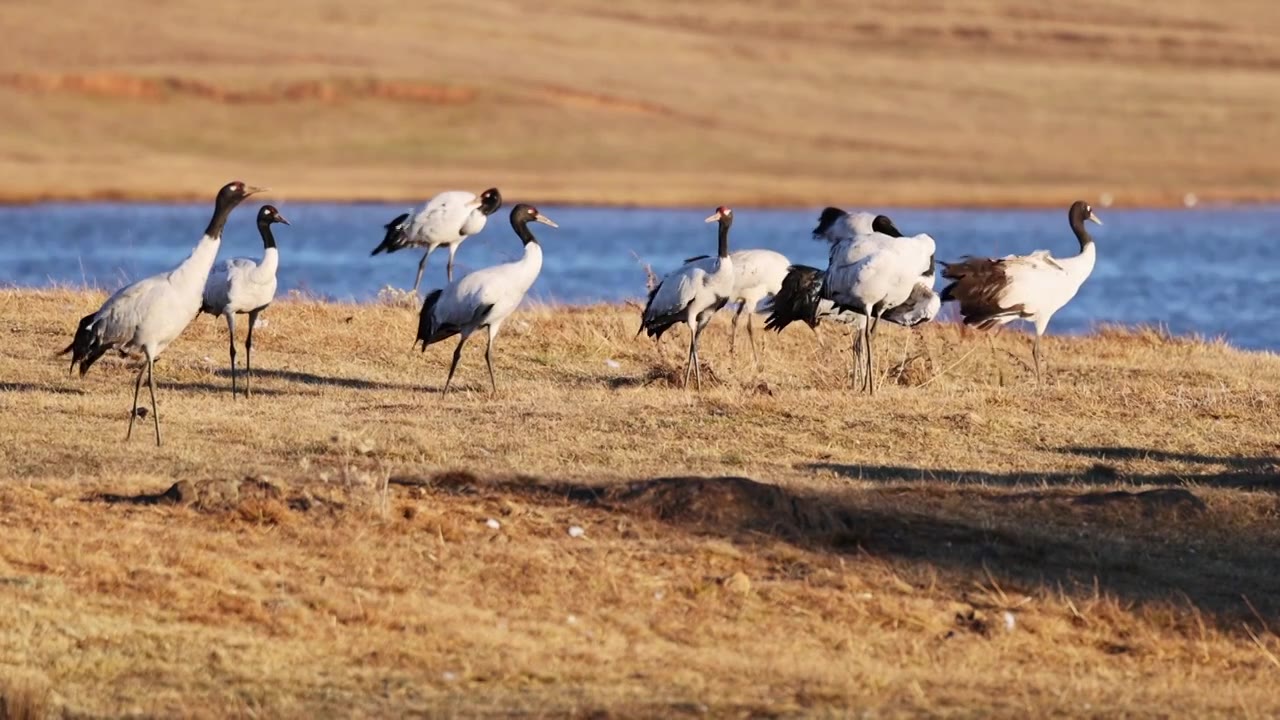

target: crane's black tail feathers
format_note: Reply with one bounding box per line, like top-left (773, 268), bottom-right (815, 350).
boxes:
top-left (62, 312), bottom-right (107, 377)
top-left (764, 265), bottom-right (824, 333)
top-left (635, 282), bottom-right (663, 338)
top-left (371, 212), bottom-right (412, 256)
top-left (416, 289), bottom-right (444, 350)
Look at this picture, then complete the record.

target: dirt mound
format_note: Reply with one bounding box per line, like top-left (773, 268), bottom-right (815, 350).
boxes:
top-left (599, 476), bottom-right (851, 539)
top-left (87, 476), bottom-right (353, 521)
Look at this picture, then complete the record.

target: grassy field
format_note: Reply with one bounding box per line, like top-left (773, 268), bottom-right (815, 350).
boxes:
top-left (2, 1), bottom-right (1280, 206)
top-left (1, 289), bottom-right (1279, 717)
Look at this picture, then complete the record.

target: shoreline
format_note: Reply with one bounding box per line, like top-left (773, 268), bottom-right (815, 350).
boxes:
top-left (2, 188), bottom-right (1279, 210)
top-left (6, 288), bottom-right (1266, 353)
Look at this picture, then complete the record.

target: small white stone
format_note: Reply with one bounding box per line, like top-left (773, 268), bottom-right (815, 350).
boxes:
top-left (605, 359), bottom-right (621, 369)
top-left (568, 525), bottom-right (585, 538)
top-left (1003, 611), bottom-right (1016, 632)
top-left (442, 671), bottom-right (458, 683)
top-left (566, 615), bottom-right (578, 625)
top-left (486, 518), bottom-right (500, 530)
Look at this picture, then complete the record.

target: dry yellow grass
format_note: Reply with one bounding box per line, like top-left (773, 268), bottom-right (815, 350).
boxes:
top-left (2, 289), bottom-right (1280, 717)
top-left (2, 1), bottom-right (1280, 206)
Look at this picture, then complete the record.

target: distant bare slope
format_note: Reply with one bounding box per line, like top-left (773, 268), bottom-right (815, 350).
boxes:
top-left (1, 0), bottom-right (1278, 206)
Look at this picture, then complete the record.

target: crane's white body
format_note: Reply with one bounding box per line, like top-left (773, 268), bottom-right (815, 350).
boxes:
top-left (644, 254), bottom-right (735, 332)
top-left (721, 248), bottom-right (789, 365)
top-left (402, 191), bottom-right (490, 252)
top-left (729, 249), bottom-right (789, 313)
top-left (427, 242), bottom-right (544, 339)
top-left (93, 236), bottom-right (222, 361)
top-left (203, 250), bottom-right (279, 317)
top-left (826, 230), bottom-right (937, 320)
top-left (973, 245), bottom-right (1097, 335)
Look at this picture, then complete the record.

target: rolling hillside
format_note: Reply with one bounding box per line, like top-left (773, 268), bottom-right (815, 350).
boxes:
top-left (2, 1), bottom-right (1280, 206)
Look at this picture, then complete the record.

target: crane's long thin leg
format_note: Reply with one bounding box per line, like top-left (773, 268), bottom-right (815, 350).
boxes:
top-left (868, 308), bottom-right (885, 395)
top-left (851, 321), bottom-right (863, 390)
top-left (443, 334), bottom-right (468, 395)
top-left (484, 325), bottom-right (498, 394)
top-left (146, 350), bottom-right (161, 446)
top-left (245, 309), bottom-right (260, 398)
top-left (413, 247), bottom-right (432, 293)
top-left (747, 312), bottom-right (760, 368)
top-left (729, 304), bottom-right (743, 359)
top-left (861, 311), bottom-right (873, 394)
top-left (692, 322), bottom-right (705, 391)
top-left (683, 322), bottom-right (696, 389)
top-left (446, 244), bottom-right (458, 284)
top-left (1033, 334), bottom-right (1043, 385)
top-left (224, 311), bottom-right (238, 399)
top-left (126, 362), bottom-right (145, 441)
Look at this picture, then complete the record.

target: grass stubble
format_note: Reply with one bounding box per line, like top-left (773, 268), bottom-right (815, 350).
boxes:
top-left (1, 288), bottom-right (1279, 717)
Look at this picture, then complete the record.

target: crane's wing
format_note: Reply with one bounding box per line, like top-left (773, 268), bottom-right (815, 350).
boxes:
top-left (412, 191), bottom-right (481, 244)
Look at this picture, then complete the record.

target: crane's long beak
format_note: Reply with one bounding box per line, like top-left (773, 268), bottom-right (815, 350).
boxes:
top-left (276, 213), bottom-right (291, 225)
top-left (704, 211), bottom-right (722, 223)
top-left (246, 186), bottom-right (268, 196)
top-left (534, 213), bottom-right (558, 228)
top-left (1088, 212), bottom-right (1103, 226)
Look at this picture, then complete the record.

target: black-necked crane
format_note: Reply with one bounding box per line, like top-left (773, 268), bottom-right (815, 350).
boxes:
top-left (416, 204), bottom-right (558, 393)
top-left (200, 204), bottom-right (289, 398)
top-left (62, 181), bottom-right (263, 445)
top-left (682, 248), bottom-right (790, 367)
top-left (766, 209), bottom-right (940, 391)
top-left (940, 200), bottom-right (1102, 383)
top-left (372, 188), bottom-right (502, 291)
top-left (638, 207), bottom-right (736, 390)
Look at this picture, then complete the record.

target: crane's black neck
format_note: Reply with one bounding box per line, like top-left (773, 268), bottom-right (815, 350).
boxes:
top-left (204, 197), bottom-right (240, 240)
top-left (717, 216), bottom-right (732, 258)
top-left (513, 217), bottom-right (538, 247)
top-left (258, 217), bottom-right (277, 250)
top-left (1069, 209), bottom-right (1094, 251)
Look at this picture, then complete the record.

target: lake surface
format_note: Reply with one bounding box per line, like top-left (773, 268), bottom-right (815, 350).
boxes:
top-left (2, 202), bottom-right (1278, 349)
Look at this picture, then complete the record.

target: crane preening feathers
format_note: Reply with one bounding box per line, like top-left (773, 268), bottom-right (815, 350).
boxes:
top-left (62, 181), bottom-right (263, 445)
top-left (373, 188), bottom-right (503, 291)
top-left (940, 200), bottom-right (1102, 383)
top-left (766, 208), bottom-right (940, 392)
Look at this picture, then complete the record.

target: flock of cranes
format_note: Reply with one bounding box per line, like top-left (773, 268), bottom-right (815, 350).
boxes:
top-left (59, 181), bottom-right (1103, 445)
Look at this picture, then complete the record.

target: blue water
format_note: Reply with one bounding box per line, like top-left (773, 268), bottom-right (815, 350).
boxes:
top-left (2, 202), bottom-right (1278, 349)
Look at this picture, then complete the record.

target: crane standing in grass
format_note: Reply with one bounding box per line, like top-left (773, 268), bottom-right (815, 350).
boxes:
top-left (372, 188), bottom-right (502, 292)
top-left (823, 211), bottom-right (939, 394)
top-left (62, 181), bottom-right (263, 445)
top-left (940, 200), bottom-right (1102, 383)
top-left (638, 207), bottom-right (736, 390)
top-left (767, 209), bottom-right (939, 390)
top-left (416, 204), bottom-right (558, 394)
top-left (200, 204), bottom-right (290, 398)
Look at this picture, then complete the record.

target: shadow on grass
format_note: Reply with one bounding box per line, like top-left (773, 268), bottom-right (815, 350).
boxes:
top-left (392, 470), bottom-right (1280, 628)
top-left (0, 382), bottom-right (87, 395)
top-left (200, 369), bottom-right (442, 394)
top-left (807, 449), bottom-right (1280, 493)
